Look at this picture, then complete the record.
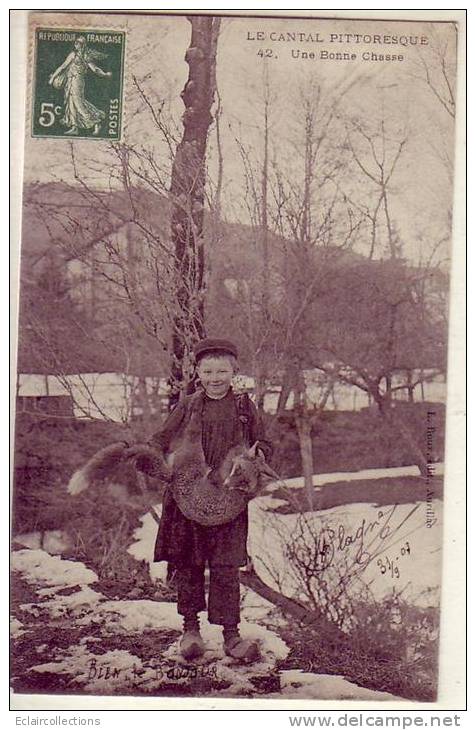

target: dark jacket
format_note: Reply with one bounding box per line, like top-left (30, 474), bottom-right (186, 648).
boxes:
top-left (149, 387), bottom-right (272, 567)
top-left (149, 387), bottom-right (272, 464)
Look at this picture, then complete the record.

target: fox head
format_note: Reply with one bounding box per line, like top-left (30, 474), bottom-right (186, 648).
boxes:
top-left (223, 442), bottom-right (279, 495)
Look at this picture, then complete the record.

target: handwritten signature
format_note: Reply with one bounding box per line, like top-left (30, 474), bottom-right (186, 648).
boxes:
top-left (86, 657), bottom-right (218, 684)
top-left (290, 502), bottom-right (427, 581)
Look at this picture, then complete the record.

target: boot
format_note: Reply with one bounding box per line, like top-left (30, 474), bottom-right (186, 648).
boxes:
top-left (180, 615), bottom-right (205, 660)
top-left (223, 626), bottom-right (261, 663)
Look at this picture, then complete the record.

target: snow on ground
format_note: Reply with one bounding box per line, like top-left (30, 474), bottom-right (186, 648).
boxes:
top-left (240, 584), bottom-right (278, 622)
top-left (12, 530), bottom-right (72, 554)
top-left (78, 598), bottom-right (183, 633)
top-left (11, 548), bottom-right (292, 696)
top-left (30, 621), bottom-right (286, 697)
top-left (31, 645), bottom-right (146, 693)
top-left (127, 506), bottom-right (168, 583)
top-left (12, 547), bottom-right (404, 699)
top-left (266, 463), bottom-right (444, 491)
top-left (10, 617), bottom-right (25, 638)
top-left (14, 463), bottom-right (440, 699)
top-left (37, 586), bottom-right (105, 619)
top-left (248, 497), bottom-right (443, 608)
top-left (12, 549), bottom-right (98, 587)
top-left (275, 670), bottom-right (399, 700)
top-left (159, 615), bottom-right (290, 697)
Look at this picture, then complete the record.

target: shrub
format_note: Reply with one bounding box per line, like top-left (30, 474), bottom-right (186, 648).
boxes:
top-left (62, 489), bottom-right (144, 579)
top-left (257, 504), bottom-right (440, 700)
top-left (348, 593), bottom-right (439, 699)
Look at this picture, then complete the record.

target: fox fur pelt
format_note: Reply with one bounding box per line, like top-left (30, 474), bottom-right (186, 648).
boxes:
top-left (67, 394), bottom-right (281, 525)
top-left (66, 442), bottom-right (168, 495)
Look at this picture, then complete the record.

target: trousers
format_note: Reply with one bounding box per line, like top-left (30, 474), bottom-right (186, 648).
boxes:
top-left (176, 564), bottom-right (241, 626)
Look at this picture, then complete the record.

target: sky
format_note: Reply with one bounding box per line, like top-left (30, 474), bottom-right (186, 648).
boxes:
top-left (20, 12), bottom-right (457, 265)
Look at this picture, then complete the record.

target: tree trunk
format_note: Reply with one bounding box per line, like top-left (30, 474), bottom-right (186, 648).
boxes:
top-left (406, 370), bottom-right (414, 403)
top-left (169, 16), bottom-right (221, 407)
top-left (380, 403), bottom-right (428, 476)
top-left (296, 412), bottom-right (315, 510)
top-left (261, 78), bottom-right (270, 326)
top-left (276, 369), bottom-right (293, 415)
top-left (239, 566), bottom-right (345, 642)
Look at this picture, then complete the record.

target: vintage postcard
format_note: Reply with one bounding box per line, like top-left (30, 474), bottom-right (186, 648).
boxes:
top-left (10, 9), bottom-right (466, 711)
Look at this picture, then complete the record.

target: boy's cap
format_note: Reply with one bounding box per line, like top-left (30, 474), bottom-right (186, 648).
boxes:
top-left (194, 338), bottom-right (238, 361)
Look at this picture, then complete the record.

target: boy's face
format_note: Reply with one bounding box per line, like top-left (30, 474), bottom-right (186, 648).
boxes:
top-left (197, 355), bottom-right (234, 398)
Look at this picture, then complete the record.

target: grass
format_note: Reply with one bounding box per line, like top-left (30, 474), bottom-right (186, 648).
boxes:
top-left (11, 469), bottom-right (443, 700)
top-left (276, 608), bottom-right (439, 702)
top-left (270, 475), bottom-right (444, 513)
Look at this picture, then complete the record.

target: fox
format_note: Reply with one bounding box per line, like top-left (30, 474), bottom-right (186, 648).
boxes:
top-left (222, 441), bottom-right (280, 495)
top-left (67, 439), bottom-right (278, 504)
top-left (66, 442), bottom-right (171, 496)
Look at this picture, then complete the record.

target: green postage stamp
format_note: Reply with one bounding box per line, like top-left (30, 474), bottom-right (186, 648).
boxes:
top-left (32, 28), bottom-right (125, 140)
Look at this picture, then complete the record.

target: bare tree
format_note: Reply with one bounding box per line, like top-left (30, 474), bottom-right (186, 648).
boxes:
top-left (169, 16), bottom-right (221, 404)
top-left (413, 24), bottom-right (457, 120)
top-left (313, 259), bottom-right (447, 475)
top-left (343, 114), bottom-right (407, 260)
top-left (266, 83), bottom-right (362, 505)
top-left (23, 18), bottom-right (223, 416)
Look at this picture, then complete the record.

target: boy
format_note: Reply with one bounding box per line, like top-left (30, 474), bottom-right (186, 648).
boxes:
top-left (138, 338), bottom-right (272, 662)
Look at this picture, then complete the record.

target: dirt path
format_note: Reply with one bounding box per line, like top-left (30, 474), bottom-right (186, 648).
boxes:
top-left (11, 549), bottom-right (401, 702)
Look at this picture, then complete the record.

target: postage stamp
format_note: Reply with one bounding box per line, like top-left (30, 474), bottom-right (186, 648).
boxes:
top-left (31, 28), bottom-right (125, 140)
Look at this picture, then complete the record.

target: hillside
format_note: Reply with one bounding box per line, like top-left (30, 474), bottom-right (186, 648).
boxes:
top-left (16, 182), bottom-right (445, 379)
